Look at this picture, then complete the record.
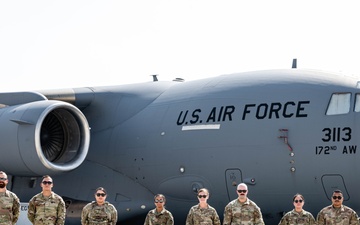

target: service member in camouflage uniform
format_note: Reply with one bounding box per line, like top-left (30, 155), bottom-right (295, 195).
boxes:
top-left (223, 183), bottom-right (264, 225)
top-left (144, 194), bottom-right (174, 225)
top-left (0, 171), bottom-right (20, 225)
top-left (27, 175), bottom-right (66, 225)
top-left (81, 187), bottom-right (118, 225)
top-left (186, 188), bottom-right (220, 225)
top-left (278, 193), bottom-right (316, 225)
top-left (317, 190), bottom-right (359, 225)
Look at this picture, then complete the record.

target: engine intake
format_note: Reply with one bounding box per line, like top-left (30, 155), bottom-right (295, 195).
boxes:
top-left (0, 100), bottom-right (90, 176)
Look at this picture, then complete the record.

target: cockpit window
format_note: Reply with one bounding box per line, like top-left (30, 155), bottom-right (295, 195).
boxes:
top-left (326, 93), bottom-right (351, 115)
top-left (355, 94), bottom-right (360, 112)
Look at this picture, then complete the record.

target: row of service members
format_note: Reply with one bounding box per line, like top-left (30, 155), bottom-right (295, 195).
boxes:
top-left (144, 183), bottom-right (359, 225)
top-left (0, 171), bottom-right (117, 225)
top-left (1, 171), bottom-right (359, 225)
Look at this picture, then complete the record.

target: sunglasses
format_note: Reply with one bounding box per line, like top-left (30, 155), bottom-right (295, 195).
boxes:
top-left (42, 181), bottom-right (53, 185)
top-left (332, 196), bottom-right (342, 200)
top-left (237, 190), bottom-right (247, 193)
top-left (294, 200), bottom-right (303, 203)
top-left (198, 195), bottom-right (207, 198)
top-left (154, 199), bottom-right (164, 203)
top-left (96, 193), bottom-right (106, 197)
top-left (0, 177), bottom-right (7, 181)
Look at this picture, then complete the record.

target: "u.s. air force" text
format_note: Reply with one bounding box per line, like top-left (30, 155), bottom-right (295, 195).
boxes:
top-left (176, 101), bottom-right (310, 125)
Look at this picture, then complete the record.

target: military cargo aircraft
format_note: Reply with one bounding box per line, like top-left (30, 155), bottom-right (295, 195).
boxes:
top-left (0, 68), bottom-right (359, 224)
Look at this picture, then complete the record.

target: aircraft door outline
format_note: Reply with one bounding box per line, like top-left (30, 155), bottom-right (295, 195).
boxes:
top-left (321, 174), bottom-right (349, 201)
top-left (225, 168), bottom-right (242, 201)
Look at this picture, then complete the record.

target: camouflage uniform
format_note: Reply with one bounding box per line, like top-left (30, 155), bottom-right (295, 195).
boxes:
top-left (81, 201), bottom-right (118, 225)
top-left (317, 205), bottom-right (359, 225)
top-left (223, 198), bottom-right (265, 225)
top-left (278, 209), bottom-right (316, 225)
top-left (27, 192), bottom-right (66, 225)
top-left (186, 204), bottom-right (220, 225)
top-left (144, 208), bottom-right (174, 225)
top-left (0, 190), bottom-right (20, 225)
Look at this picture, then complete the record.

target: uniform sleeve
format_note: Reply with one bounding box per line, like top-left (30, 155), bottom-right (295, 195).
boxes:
top-left (278, 213), bottom-right (288, 225)
top-left (350, 209), bottom-right (359, 225)
top-left (143, 211), bottom-right (151, 225)
top-left (11, 193), bottom-right (21, 224)
top-left (166, 211), bottom-right (174, 225)
top-left (212, 208), bottom-right (221, 225)
top-left (223, 204), bottom-right (232, 225)
top-left (185, 207), bottom-right (194, 225)
top-left (308, 212), bottom-right (316, 225)
top-left (253, 205), bottom-right (265, 225)
top-left (316, 210), bottom-right (325, 225)
top-left (27, 196), bottom-right (36, 224)
top-left (55, 197), bottom-right (66, 225)
top-left (81, 204), bottom-right (90, 225)
top-left (109, 204), bottom-right (118, 225)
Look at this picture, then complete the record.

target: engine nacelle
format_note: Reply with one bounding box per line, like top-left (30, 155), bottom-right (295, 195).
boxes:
top-left (0, 100), bottom-right (90, 176)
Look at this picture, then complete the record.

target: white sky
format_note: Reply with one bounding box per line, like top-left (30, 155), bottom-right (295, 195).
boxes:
top-left (1, 1), bottom-right (360, 92)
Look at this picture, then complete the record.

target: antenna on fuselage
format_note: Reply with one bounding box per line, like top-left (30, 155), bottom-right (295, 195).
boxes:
top-left (292, 58), bottom-right (297, 69)
top-left (151, 74), bottom-right (158, 82)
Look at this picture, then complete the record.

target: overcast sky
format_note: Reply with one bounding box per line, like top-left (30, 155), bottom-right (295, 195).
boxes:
top-left (1, 1), bottom-right (360, 92)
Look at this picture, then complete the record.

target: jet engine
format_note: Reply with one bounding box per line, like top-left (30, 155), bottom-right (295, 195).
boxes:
top-left (0, 100), bottom-right (90, 176)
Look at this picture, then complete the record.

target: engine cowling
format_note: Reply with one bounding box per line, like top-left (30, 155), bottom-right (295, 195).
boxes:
top-left (0, 100), bottom-right (90, 176)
